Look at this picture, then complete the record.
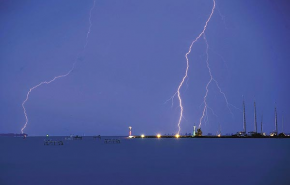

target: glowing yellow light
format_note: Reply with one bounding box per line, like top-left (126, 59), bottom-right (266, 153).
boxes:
top-left (175, 134), bottom-right (180, 138)
top-left (157, 134), bottom-right (161, 138)
top-left (141, 134), bottom-right (145, 138)
top-left (217, 134), bottom-right (221, 137)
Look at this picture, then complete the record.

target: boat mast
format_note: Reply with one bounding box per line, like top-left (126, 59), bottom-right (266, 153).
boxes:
top-left (243, 96), bottom-right (246, 134)
top-left (275, 104), bottom-right (278, 134)
top-left (254, 100), bottom-right (257, 133)
top-left (282, 112), bottom-right (284, 134)
top-left (261, 113), bottom-right (263, 134)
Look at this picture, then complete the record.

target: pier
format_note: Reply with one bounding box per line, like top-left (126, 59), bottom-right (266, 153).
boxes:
top-left (133, 135), bottom-right (290, 139)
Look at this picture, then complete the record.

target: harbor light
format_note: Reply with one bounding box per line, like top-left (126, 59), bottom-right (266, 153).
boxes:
top-left (141, 134), bottom-right (145, 138)
top-left (46, 134), bottom-right (49, 137)
top-left (157, 134), bottom-right (161, 138)
top-left (175, 134), bottom-right (180, 138)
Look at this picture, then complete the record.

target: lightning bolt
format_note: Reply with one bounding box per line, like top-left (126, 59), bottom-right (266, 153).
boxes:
top-left (199, 34), bottom-right (237, 128)
top-left (21, 68), bottom-right (75, 134)
top-left (168, 0), bottom-right (216, 135)
top-left (199, 34), bottom-right (213, 129)
top-left (83, 0), bottom-right (96, 50)
top-left (209, 48), bottom-right (243, 113)
top-left (21, 0), bottom-right (96, 134)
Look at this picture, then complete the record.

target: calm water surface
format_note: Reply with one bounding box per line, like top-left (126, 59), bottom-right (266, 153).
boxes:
top-left (0, 137), bottom-right (289, 185)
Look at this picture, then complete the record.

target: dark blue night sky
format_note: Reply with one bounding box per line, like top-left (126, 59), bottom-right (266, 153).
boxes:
top-left (1, 0), bottom-right (290, 136)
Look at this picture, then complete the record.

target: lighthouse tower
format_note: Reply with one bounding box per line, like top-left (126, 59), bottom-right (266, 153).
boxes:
top-left (192, 123), bottom-right (196, 137)
top-left (129, 126), bottom-right (132, 136)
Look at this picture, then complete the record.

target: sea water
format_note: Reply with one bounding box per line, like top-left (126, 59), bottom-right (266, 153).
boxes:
top-left (0, 137), bottom-right (289, 185)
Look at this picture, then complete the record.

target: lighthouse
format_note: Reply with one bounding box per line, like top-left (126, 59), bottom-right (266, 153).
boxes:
top-left (192, 124), bottom-right (196, 137)
top-left (129, 126), bottom-right (132, 136)
top-left (128, 126), bottom-right (134, 138)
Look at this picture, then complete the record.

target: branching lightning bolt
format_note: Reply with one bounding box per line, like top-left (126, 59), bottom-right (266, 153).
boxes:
top-left (199, 34), bottom-right (237, 128)
top-left (21, 0), bottom-right (96, 134)
top-left (169, 0), bottom-right (216, 135)
top-left (199, 34), bottom-right (214, 129)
